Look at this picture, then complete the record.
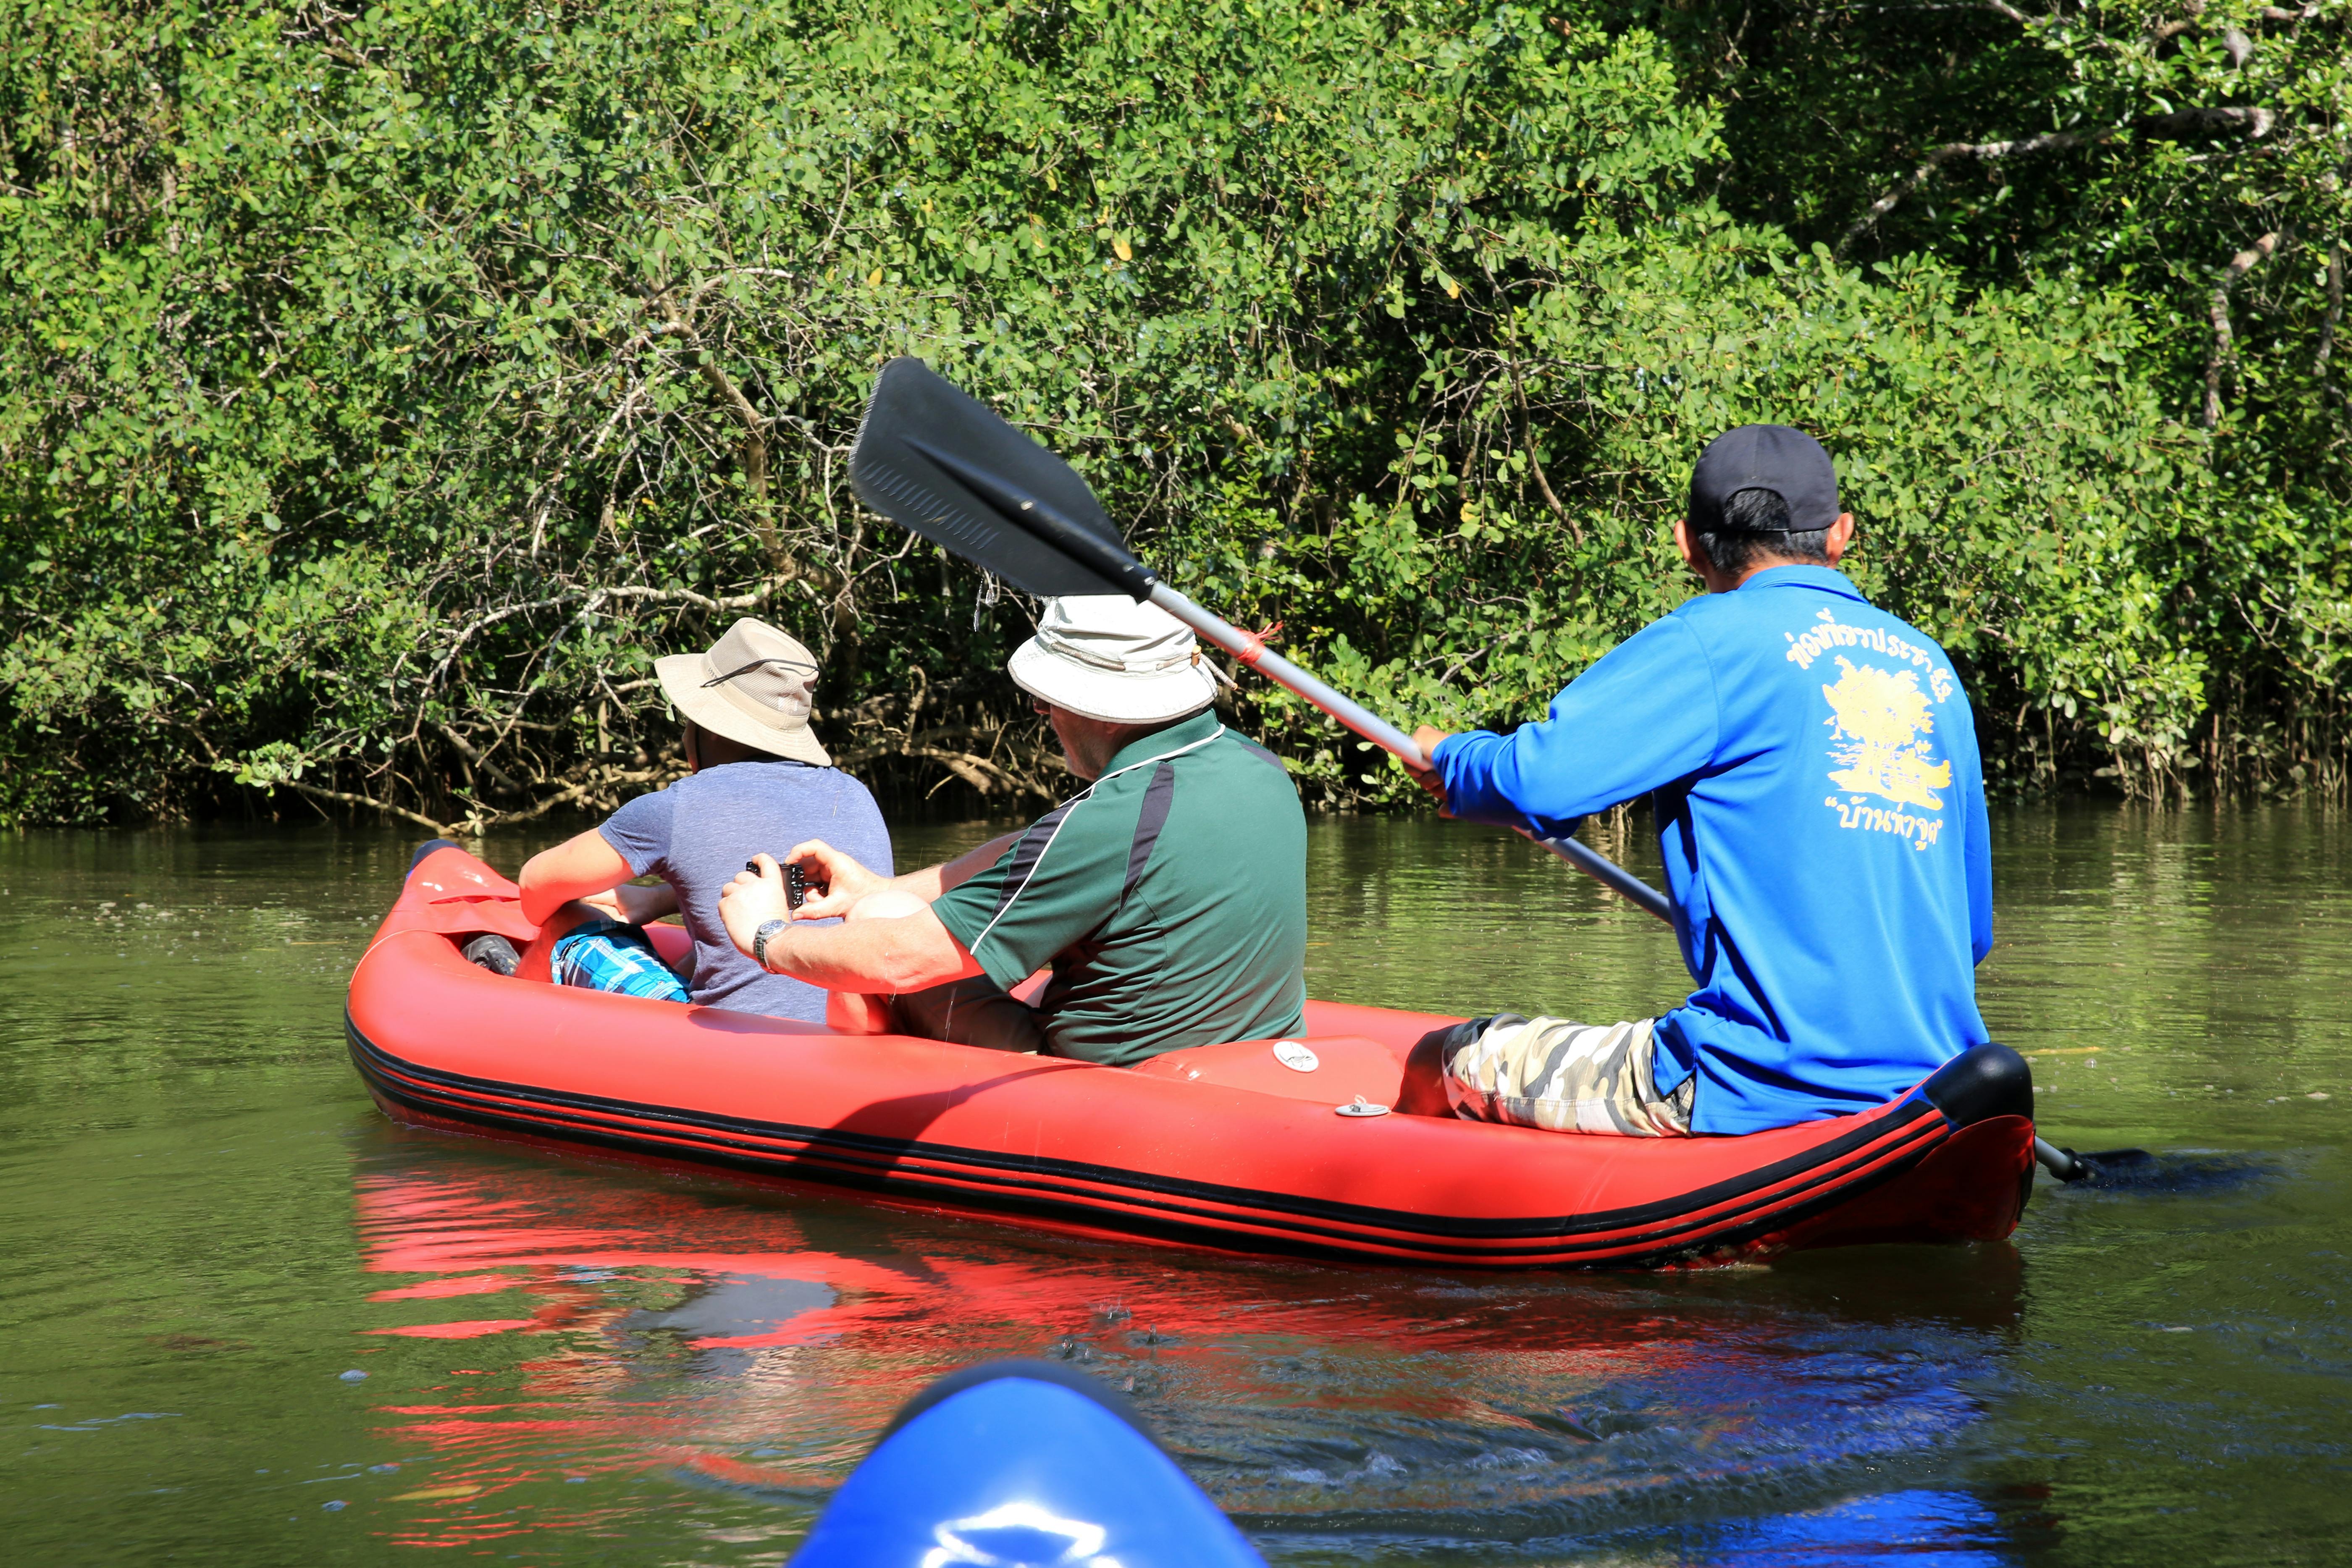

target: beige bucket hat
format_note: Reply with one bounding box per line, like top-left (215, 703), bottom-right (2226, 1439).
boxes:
top-left (654, 618), bottom-right (832, 766)
top-left (1008, 595), bottom-right (1221, 725)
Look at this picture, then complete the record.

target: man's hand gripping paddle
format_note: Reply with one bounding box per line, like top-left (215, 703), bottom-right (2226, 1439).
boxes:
top-left (848, 358), bottom-right (2140, 1184)
top-left (848, 357), bottom-right (1671, 923)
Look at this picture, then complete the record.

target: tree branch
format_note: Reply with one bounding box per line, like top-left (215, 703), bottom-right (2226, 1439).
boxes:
top-left (2317, 242), bottom-right (2344, 409)
top-left (2205, 228), bottom-right (2286, 428)
top-left (436, 721), bottom-right (526, 795)
top-left (426, 592), bottom-right (575, 693)
top-left (597, 582), bottom-right (784, 612)
top-left (274, 779), bottom-right (459, 837)
top-left (1484, 267), bottom-right (1582, 544)
top-left (425, 580), bottom-right (784, 695)
top-left (529, 362), bottom-right (653, 556)
top-left (657, 292), bottom-right (779, 569)
top-left (2147, 0), bottom-right (2206, 47)
top-left (1838, 107), bottom-right (2274, 256)
top-left (1840, 130), bottom-right (2111, 255)
top-left (464, 780), bottom-right (595, 828)
top-left (1506, 352), bottom-right (1581, 545)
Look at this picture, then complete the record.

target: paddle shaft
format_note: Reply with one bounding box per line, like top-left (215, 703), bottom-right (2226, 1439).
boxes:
top-left (1147, 585), bottom-right (1677, 925)
top-left (2033, 1136), bottom-right (2082, 1180)
top-left (884, 414), bottom-right (1672, 922)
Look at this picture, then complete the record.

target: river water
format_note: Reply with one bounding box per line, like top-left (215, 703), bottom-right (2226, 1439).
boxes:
top-left (2, 808), bottom-right (2346, 1565)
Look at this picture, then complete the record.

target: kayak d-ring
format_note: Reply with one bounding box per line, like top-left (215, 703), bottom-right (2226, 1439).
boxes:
top-left (1272, 1040), bottom-right (1319, 1072)
top-left (1335, 1096), bottom-right (1391, 1117)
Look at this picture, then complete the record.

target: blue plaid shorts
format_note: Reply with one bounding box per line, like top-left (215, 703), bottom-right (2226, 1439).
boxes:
top-left (552, 918), bottom-right (691, 1005)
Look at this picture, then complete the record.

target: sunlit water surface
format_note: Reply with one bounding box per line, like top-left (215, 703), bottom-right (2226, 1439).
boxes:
top-left (2, 808), bottom-right (2346, 1565)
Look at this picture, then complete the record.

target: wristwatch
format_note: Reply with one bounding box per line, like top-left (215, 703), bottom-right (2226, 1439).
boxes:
top-left (751, 918), bottom-right (790, 972)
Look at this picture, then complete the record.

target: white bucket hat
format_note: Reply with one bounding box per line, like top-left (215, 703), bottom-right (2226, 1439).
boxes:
top-left (653, 617), bottom-right (832, 766)
top-left (1008, 595), bottom-right (1221, 725)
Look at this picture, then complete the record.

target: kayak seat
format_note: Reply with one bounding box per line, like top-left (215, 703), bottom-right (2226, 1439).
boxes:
top-left (1917, 1041), bottom-right (2033, 1128)
top-left (1128, 1033), bottom-right (1408, 1107)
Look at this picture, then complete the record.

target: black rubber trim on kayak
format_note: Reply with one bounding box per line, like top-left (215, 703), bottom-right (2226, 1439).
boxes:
top-left (878, 1360), bottom-right (1161, 1448)
top-left (346, 1015), bottom-right (1952, 1266)
top-left (1918, 1042), bottom-right (2033, 1128)
top-left (364, 1073), bottom-right (1947, 1272)
top-left (410, 838), bottom-right (464, 873)
top-left (354, 1032), bottom-right (1946, 1267)
top-left (348, 1016), bottom-right (1944, 1260)
top-left (350, 1016), bottom-right (1945, 1261)
top-left (346, 1012), bottom-right (1935, 1248)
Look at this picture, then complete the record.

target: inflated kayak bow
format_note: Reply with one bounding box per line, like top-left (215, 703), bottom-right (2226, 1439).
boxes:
top-left (852, 357), bottom-right (1671, 922)
top-left (850, 358), bottom-right (2142, 1185)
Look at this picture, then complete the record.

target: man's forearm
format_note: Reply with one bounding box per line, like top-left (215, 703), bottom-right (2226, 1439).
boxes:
top-left (613, 880), bottom-right (680, 924)
top-left (763, 911), bottom-right (982, 994)
top-left (518, 829), bottom-right (637, 924)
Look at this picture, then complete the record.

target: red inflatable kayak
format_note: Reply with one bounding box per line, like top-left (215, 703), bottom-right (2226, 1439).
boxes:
top-left (346, 842), bottom-right (2037, 1269)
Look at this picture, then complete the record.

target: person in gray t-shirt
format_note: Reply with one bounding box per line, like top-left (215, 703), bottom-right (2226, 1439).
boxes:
top-left (516, 618), bottom-right (892, 1023)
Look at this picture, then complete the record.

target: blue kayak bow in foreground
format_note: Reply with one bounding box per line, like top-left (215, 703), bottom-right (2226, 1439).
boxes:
top-left (793, 1359), bottom-right (1265, 1568)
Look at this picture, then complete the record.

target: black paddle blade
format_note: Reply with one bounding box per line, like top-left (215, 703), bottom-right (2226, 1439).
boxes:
top-left (2059, 1146), bottom-right (2278, 1193)
top-left (850, 357), bottom-right (1147, 599)
top-left (2057, 1147), bottom-right (2156, 1186)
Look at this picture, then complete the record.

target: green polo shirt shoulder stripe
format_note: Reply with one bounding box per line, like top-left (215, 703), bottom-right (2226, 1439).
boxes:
top-left (1121, 761), bottom-right (1177, 896)
top-left (972, 794), bottom-right (1083, 929)
top-left (930, 708), bottom-right (1308, 1067)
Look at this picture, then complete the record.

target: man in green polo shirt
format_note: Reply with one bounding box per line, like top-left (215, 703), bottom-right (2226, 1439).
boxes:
top-left (715, 595), bottom-right (1308, 1064)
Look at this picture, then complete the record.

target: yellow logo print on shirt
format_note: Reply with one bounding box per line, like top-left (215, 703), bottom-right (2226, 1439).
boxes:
top-left (1820, 657), bottom-right (1951, 849)
top-left (1823, 658), bottom-right (1952, 808)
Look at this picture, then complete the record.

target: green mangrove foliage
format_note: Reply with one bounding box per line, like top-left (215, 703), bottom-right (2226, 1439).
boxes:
top-left (1, 0), bottom-right (2347, 830)
top-left (1643, 0), bottom-right (2352, 796)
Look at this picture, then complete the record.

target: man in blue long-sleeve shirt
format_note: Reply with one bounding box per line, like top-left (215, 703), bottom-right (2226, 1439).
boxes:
top-left (1402, 425), bottom-right (1993, 1138)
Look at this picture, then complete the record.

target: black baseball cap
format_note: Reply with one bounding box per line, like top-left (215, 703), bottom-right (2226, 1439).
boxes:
top-left (1688, 425), bottom-right (1841, 533)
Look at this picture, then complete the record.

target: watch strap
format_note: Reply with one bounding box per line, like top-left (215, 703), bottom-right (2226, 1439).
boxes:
top-left (751, 918), bottom-right (790, 971)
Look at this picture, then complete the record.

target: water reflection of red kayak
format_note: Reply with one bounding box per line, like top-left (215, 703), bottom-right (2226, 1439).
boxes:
top-left (346, 1151), bottom-right (2024, 1547)
top-left (349, 843), bottom-right (2037, 1269)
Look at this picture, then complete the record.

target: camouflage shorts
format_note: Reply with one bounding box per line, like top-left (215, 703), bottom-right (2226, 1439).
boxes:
top-left (1437, 1013), bottom-right (1694, 1137)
